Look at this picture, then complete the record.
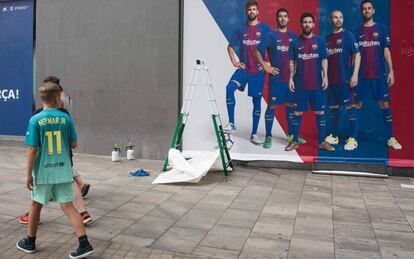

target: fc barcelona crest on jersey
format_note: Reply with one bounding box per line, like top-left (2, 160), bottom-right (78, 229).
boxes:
top-left (312, 44), bottom-right (318, 50)
top-left (256, 32), bottom-right (261, 38)
top-left (336, 39), bottom-right (342, 45)
top-left (373, 32), bottom-right (379, 38)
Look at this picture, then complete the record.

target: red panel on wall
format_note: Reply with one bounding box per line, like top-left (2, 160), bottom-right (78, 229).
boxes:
top-left (389, 0), bottom-right (414, 167)
top-left (259, 0), bottom-right (320, 162)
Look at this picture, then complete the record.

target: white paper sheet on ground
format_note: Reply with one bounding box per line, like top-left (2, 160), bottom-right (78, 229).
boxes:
top-left (152, 149), bottom-right (222, 184)
top-left (182, 150), bottom-right (232, 172)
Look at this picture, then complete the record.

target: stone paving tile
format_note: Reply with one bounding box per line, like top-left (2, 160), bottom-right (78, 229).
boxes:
top-left (200, 224), bottom-right (251, 251)
top-left (87, 192), bottom-right (135, 211)
top-left (267, 189), bottom-right (303, 203)
top-left (125, 182), bottom-right (154, 193)
top-left (294, 212), bottom-right (334, 234)
top-left (112, 234), bottom-right (155, 247)
top-left (333, 208), bottom-right (371, 226)
top-left (106, 201), bottom-right (155, 220)
top-left (0, 214), bottom-right (14, 224)
top-left (208, 185), bottom-right (244, 197)
top-left (335, 248), bottom-right (382, 259)
top-left (335, 234), bottom-right (380, 254)
top-left (151, 184), bottom-right (186, 194)
top-left (0, 182), bottom-right (24, 195)
top-left (334, 223), bottom-right (377, 239)
top-left (377, 240), bottom-right (414, 259)
top-left (40, 222), bottom-right (75, 235)
top-left (403, 210), bottom-right (414, 230)
top-left (165, 226), bottom-right (208, 242)
top-left (229, 197), bottom-right (267, 211)
top-left (183, 183), bottom-right (218, 193)
top-left (192, 195), bottom-right (234, 213)
top-left (152, 234), bottom-right (199, 254)
top-left (132, 191), bottom-right (175, 205)
top-left (167, 189), bottom-right (209, 204)
top-left (147, 201), bottom-right (194, 219)
top-left (364, 206), bottom-right (413, 232)
top-left (371, 221), bottom-right (413, 232)
top-left (86, 216), bottom-right (135, 241)
top-left (250, 216), bottom-right (295, 240)
top-left (242, 184), bottom-right (274, 195)
top-left (175, 209), bottom-right (222, 230)
top-left (388, 187), bottom-right (414, 200)
top-left (193, 245), bottom-right (239, 259)
top-left (296, 202), bottom-right (332, 217)
top-left (104, 175), bottom-right (141, 186)
top-left (0, 200), bottom-right (31, 218)
top-left (239, 237), bottom-right (290, 259)
top-left (122, 215), bottom-right (176, 239)
top-left (217, 208), bottom-right (261, 229)
top-left (261, 201), bottom-right (300, 219)
top-left (216, 176), bottom-right (252, 188)
top-left (374, 229), bottom-right (414, 246)
top-left (394, 197), bottom-right (414, 211)
top-left (332, 196), bottom-right (366, 210)
top-left (287, 236), bottom-right (335, 259)
top-left (1, 147), bottom-right (414, 258)
top-left (112, 185), bottom-right (150, 198)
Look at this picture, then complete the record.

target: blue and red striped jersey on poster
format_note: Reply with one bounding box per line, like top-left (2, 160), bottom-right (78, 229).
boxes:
top-left (354, 23), bottom-right (391, 79)
top-left (257, 30), bottom-right (297, 83)
top-left (229, 22), bottom-right (271, 74)
top-left (326, 30), bottom-right (359, 86)
top-left (289, 35), bottom-right (329, 90)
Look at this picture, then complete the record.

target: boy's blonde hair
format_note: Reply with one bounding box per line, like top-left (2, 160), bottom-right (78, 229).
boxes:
top-left (39, 81), bottom-right (62, 105)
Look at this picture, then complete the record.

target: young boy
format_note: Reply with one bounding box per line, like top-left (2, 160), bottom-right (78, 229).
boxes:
top-left (18, 76), bottom-right (92, 226)
top-left (17, 82), bottom-right (93, 258)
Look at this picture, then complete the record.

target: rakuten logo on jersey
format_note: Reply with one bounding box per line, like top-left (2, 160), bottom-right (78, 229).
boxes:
top-left (359, 41), bottom-right (380, 48)
top-left (328, 48), bottom-right (343, 55)
top-left (298, 53), bottom-right (319, 60)
top-left (243, 39), bottom-right (261, 46)
top-left (277, 45), bottom-right (289, 52)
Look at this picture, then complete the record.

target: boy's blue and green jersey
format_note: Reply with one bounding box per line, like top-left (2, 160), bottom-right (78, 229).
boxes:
top-left (25, 108), bottom-right (77, 184)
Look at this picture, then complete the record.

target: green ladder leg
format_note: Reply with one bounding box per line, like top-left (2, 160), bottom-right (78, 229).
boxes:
top-left (212, 115), bottom-right (233, 176)
top-left (163, 113), bottom-right (186, 171)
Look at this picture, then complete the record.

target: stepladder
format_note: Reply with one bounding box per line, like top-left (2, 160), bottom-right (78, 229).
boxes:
top-left (163, 60), bottom-right (233, 176)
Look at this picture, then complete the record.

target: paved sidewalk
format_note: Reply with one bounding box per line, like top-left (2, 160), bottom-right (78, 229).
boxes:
top-left (0, 146), bottom-right (414, 258)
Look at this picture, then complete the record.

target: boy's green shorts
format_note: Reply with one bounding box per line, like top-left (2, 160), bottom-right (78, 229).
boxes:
top-left (31, 182), bottom-right (73, 205)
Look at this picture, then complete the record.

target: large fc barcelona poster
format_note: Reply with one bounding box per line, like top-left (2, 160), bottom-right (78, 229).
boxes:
top-left (182, 0), bottom-right (414, 167)
top-left (0, 0), bottom-right (34, 136)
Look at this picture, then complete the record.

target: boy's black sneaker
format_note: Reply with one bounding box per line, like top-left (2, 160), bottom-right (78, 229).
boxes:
top-left (69, 244), bottom-right (94, 259)
top-left (16, 238), bottom-right (36, 253)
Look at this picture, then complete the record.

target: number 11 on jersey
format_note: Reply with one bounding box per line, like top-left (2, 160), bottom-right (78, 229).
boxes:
top-left (45, 131), bottom-right (62, 155)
